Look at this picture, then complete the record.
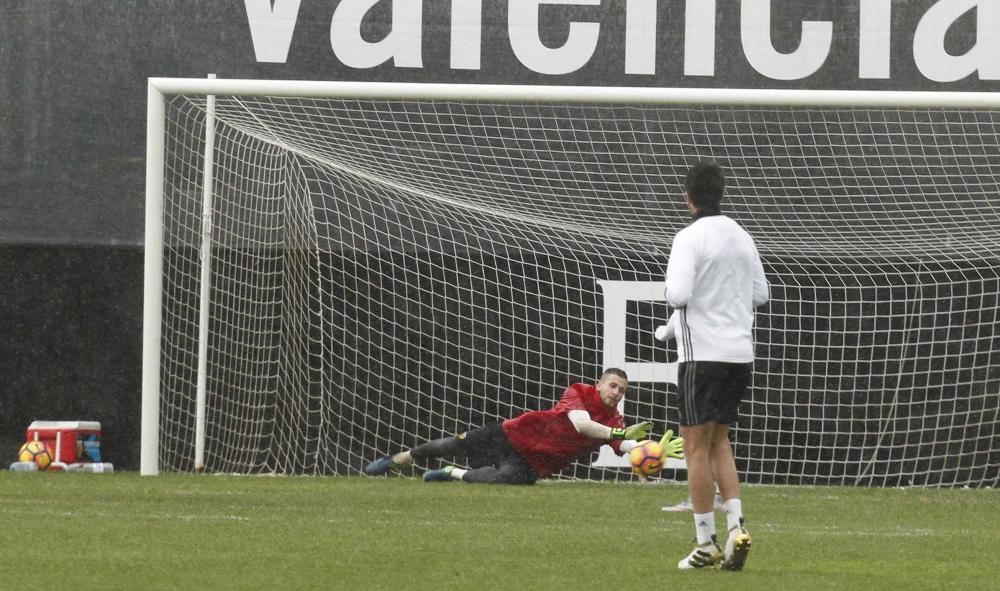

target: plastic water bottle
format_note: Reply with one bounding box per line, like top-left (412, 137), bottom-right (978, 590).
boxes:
top-left (8, 461), bottom-right (39, 472)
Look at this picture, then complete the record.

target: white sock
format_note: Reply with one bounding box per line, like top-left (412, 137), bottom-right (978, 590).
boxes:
top-left (450, 467), bottom-right (467, 481)
top-left (390, 451), bottom-right (413, 466)
top-left (693, 512), bottom-right (716, 545)
top-left (724, 498), bottom-right (743, 531)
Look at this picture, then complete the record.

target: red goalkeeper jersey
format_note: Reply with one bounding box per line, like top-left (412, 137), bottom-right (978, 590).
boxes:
top-left (502, 383), bottom-right (626, 478)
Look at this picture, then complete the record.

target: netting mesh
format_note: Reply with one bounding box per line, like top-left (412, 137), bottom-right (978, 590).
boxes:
top-left (154, 91), bottom-right (1000, 486)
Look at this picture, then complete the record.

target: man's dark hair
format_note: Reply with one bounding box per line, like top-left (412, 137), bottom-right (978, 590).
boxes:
top-left (684, 160), bottom-right (725, 210)
top-left (602, 367), bottom-right (629, 381)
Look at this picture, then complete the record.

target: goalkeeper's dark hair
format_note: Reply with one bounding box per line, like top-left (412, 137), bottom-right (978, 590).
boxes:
top-left (602, 367), bottom-right (628, 381)
top-left (684, 160), bottom-right (725, 210)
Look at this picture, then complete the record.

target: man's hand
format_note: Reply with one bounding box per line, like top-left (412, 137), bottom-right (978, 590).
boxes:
top-left (610, 421), bottom-right (653, 440)
top-left (654, 324), bottom-right (670, 342)
top-left (659, 429), bottom-right (684, 460)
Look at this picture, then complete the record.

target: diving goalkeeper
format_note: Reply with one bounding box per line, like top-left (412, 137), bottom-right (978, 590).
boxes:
top-left (364, 367), bottom-right (684, 484)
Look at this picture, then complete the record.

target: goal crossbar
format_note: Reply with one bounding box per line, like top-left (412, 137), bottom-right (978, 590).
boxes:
top-left (147, 77), bottom-right (1000, 107)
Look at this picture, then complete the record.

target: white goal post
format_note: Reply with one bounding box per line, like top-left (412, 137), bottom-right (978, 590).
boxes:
top-left (143, 77), bottom-right (1000, 487)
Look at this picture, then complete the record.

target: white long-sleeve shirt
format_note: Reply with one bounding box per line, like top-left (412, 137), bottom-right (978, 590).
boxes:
top-left (664, 213), bottom-right (769, 363)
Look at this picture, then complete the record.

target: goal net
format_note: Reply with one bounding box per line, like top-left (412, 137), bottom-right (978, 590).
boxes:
top-left (143, 79), bottom-right (1000, 487)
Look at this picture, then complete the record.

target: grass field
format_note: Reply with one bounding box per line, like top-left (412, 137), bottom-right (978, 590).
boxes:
top-left (0, 472), bottom-right (995, 590)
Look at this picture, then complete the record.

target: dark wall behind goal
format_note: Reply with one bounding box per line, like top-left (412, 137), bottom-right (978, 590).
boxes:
top-left (0, 245), bottom-right (143, 470)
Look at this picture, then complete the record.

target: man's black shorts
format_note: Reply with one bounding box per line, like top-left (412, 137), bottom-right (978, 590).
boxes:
top-left (456, 422), bottom-right (536, 481)
top-left (676, 361), bottom-right (753, 426)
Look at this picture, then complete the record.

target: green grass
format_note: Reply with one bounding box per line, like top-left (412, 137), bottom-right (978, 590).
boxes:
top-left (0, 472), bottom-right (995, 590)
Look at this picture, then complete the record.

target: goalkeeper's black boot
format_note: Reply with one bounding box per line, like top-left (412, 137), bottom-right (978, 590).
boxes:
top-left (364, 456), bottom-right (398, 476)
top-left (422, 466), bottom-right (455, 482)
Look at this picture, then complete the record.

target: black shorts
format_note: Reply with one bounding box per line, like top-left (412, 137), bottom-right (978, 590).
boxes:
top-left (676, 361), bottom-right (753, 426)
top-left (457, 422), bottom-right (536, 479)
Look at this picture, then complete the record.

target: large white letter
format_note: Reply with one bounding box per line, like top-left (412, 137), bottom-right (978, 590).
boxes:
top-left (451, 0), bottom-right (482, 70)
top-left (244, 0), bottom-right (302, 63)
top-left (595, 280), bottom-right (675, 384)
top-left (859, 0), bottom-right (892, 79)
top-left (625, 0), bottom-right (657, 75)
top-left (508, 0), bottom-right (600, 75)
top-left (685, 0), bottom-right (716, 76)
top-left (331, 0), bottom-right (423, 69)
top-left (913, 0), bottom-right (1000, 82)
top-left (740, 0), bottom-right (832, 80)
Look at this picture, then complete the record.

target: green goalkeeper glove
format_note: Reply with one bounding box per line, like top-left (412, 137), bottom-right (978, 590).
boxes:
top-left (659, 429), bottom-right (684, 460)
top-left (610, 421), bottom-right (653, 441)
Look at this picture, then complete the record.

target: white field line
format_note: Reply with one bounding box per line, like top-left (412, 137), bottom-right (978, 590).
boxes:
top-left (0, 502), bottom-right (969, 538)
top-left (0, 506), bottom-right (251, 522)
top-left (756, 523), bottom-right (952, 537)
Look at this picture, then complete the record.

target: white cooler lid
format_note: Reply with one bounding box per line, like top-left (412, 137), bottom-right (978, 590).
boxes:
top-left (28, 420), bottom-right (101, 430)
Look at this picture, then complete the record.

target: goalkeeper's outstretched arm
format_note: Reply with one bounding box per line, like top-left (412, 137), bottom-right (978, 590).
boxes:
top-left (567, 410), bottom-right (650, 452)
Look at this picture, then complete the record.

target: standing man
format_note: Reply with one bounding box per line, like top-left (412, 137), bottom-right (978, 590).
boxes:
top-left (664, 161), bottom-right (769, 570)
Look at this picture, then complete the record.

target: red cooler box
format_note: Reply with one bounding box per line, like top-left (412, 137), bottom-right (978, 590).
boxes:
top-left (26, 421), bottom-right (102, 464)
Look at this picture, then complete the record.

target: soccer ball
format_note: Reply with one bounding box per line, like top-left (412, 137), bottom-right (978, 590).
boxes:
top-left (18, 440), bottom-right (54, 471)
top-left (629, 440), bottom-right (663, 479)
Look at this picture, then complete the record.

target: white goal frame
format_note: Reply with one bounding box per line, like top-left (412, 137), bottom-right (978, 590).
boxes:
top-left (142, 77), bottom-right (1000, 476)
